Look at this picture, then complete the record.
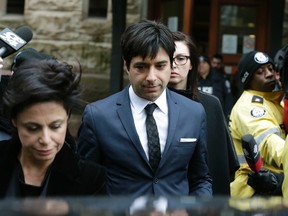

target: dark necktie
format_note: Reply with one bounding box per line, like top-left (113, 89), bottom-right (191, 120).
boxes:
top-left (145, 103), bottom-right (161, 172)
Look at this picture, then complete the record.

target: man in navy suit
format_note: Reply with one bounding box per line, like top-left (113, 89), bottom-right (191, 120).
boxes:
top-left (77, 20), bottom-right (212, 197)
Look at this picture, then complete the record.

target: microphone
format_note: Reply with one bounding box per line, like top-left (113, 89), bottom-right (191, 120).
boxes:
top-left (241, 134), bottom-right (262, 173)
top-left (0, 26), bottom-right (33, 58)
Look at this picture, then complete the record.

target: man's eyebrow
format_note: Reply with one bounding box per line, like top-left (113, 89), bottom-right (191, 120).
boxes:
top-left (155, 60), bottom-right (169, 64)
top-left (134, 62), bottom-right (147, 65)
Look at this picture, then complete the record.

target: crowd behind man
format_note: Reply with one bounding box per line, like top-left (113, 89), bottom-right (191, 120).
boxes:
top-left (197, 55), bottom-right (234, 122)
top-left (1, 19), bottom-right (288, 199)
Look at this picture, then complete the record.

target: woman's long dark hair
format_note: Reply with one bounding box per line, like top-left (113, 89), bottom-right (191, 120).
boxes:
top-left (172, 31), bottom-right (200, 100)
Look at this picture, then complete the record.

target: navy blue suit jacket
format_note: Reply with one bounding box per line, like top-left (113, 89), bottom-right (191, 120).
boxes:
top-left (77, 86), bottom-right (212, 197)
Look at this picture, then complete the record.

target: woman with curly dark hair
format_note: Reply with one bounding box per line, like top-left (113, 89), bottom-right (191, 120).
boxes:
top-left (0, 55), bottom-right (106, 198)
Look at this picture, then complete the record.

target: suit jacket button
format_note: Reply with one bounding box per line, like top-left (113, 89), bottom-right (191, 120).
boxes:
top-left (153, 178), bottom-right (159, 184)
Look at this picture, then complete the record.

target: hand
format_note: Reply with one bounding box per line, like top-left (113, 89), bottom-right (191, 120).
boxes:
top-left (247, 168), bottom-right (279, 195)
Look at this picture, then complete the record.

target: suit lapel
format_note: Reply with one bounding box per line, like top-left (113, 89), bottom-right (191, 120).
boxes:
top-left (159, 90), bottom-right (180, 167)
top-left (116, 87), bottom-right (149, 164)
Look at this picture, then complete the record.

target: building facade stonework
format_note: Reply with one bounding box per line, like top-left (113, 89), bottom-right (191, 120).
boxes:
top-left (1, 0), bottom-right (142, 100)
top-left (0, 0), bottom-right (142, 136)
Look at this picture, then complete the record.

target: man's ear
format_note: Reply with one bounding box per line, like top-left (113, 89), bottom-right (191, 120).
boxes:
top-left (11, 119), bottom-right (16, 127)
top-left (124, 60), bottom-right (129, 74)
top-left (67, 110), bottom-right (71, 119)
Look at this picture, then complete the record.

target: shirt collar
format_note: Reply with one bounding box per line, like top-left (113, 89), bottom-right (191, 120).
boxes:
top-left (129, 85), bottom-right (168, 114)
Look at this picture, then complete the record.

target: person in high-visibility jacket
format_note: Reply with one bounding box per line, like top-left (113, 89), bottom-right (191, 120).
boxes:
top-left (276, 44), bottom-right (288, 198)
top-left (282, 137), bottom-right (288, 197)
top-left (229, 51), bottom-right (285, 197)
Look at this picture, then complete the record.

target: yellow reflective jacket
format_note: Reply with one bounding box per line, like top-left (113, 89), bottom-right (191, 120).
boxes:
top-left (229, 90), bottom-right (285, 197)
top-left (282, 137), bottom-right (288, 197)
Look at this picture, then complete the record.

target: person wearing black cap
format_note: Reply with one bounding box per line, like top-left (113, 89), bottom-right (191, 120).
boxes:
top-left (197, 55), bottom-right (234, 122)
top-left (229, 50), bottom-right (285, 197)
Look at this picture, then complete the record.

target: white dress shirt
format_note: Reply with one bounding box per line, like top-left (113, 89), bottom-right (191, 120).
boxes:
top-left (129, 86), bottom-right (168, 160)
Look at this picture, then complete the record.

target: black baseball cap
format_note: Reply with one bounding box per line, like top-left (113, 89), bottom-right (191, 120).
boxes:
top-left (238, 51), bottom-right (274, 88)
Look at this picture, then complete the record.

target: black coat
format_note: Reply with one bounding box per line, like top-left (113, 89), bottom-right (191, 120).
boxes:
top-left (198, 91), bottom-right (239, 195)
top-left (169, 88), bottom-right (239, 195)
top-left (0, 138), bottom-right (106, 198)
top-left (198, 69), bottom-right (234, 122)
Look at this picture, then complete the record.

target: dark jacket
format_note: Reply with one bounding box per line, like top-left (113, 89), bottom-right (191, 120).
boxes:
top-left (169, 88), bottom-right (239, 195)
top-left (198, 69), bottom-right (234, 122)
top-left (0, 138), bottom-right (106, 198)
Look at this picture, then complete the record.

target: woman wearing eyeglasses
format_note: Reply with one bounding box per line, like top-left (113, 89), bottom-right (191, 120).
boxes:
top-left (168, 31), bottom-right (239, 195)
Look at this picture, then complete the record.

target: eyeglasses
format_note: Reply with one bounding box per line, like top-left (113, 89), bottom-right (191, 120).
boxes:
top-left (173, 55), bottom-right (190, 66)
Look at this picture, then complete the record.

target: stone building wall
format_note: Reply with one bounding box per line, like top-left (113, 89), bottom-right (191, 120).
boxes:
top-left (1, 0), bottom-right (142, 99)
top-left (0, 0), bottom-right (143, 136)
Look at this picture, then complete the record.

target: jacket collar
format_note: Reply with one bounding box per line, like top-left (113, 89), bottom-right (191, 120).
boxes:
top-left (245, 90), bottom-right (284, 103)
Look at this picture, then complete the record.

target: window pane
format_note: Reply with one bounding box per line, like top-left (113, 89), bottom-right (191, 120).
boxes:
top-left (7, 0), bottom-right (24, 14)
top-left (89, 0), bottom-right (108, 17)
top-left (219, 5), bottom-right (256, 54)
top-left (162, 0), bottom-right (184, 31)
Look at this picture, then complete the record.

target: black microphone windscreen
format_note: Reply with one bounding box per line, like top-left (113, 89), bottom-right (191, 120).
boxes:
top-left (241, 134), bottom-right (255, 147)
top-left (241, 134), bottom-right (262, 172)
top-left (14, 26), bottom-right (33, 42)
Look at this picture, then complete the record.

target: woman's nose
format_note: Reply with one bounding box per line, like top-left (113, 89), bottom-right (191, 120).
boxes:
top-left (39, 129), bottom-right (52, 145)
